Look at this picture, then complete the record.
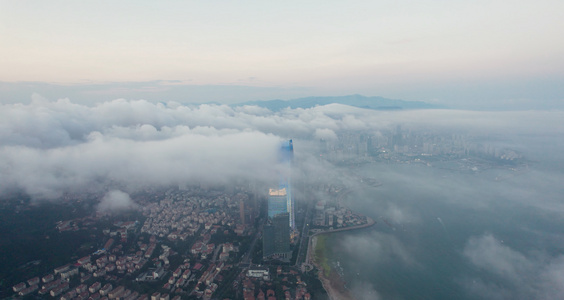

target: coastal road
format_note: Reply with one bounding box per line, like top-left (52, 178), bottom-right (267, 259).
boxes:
top-left (305, 217), bottom-right (376, 266)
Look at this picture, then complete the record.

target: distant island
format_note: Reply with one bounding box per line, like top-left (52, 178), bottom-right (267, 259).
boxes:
top-left (233, 94), bottom-right (442, 111)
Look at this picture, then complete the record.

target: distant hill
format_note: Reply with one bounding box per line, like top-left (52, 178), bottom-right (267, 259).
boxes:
top-left (234, 94), bottom-right (441, 111)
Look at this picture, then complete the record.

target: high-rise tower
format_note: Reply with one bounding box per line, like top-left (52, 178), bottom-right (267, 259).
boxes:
top-left (278, 139), bottom-right (295, 229)
top-left (262, 213), bottom-right (291, 260)
top-left (263, 140), bottom-right (294, 262)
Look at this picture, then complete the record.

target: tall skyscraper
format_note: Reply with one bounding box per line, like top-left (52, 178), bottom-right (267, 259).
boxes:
top-left (263, 140), bottom-right (294, 262)
top-left (279, 140), bottom-right (295, 229)
top-left (272, 212), bottom-right (290, 254)
top-left (262, 213), bottom-right (291, 260)
top-left (262, 225), bottom-right (275, 259)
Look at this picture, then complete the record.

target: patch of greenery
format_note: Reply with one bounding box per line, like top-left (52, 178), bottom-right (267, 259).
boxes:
top-left (313, 235), bottom-right (332, 277)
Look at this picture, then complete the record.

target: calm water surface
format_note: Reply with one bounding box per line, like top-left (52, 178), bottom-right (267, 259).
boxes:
top-left (326, 162), bottom-right (564, 300)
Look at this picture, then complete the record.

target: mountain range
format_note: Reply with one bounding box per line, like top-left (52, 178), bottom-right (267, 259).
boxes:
top-left (234, 94), bottom-right (441, 111)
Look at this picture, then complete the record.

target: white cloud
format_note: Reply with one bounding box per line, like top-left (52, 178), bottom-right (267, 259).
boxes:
top-left (462, 233), bottom-right (564, 300)
top-left (1, 95), bottom-right (564, 201)
top-left (0, 129), bottom-right (281, 199)
top-left (339, 231), bottom-right (417, 267)
top-left (463, 233), bottom-right (533, 279)
top-left (350, 281), bottom-right (382, 300)
top-left (97, 190), bottom-right (137, 212)
top-left (383, 203), bottom-right (420, 224)
top-left (313, 128), bottom-right (338, 142)
top-left (538, 256), bottom-right (564, 299)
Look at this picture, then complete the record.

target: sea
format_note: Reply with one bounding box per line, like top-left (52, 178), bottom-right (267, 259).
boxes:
top-left (324, 154), bottom-right (564, 300)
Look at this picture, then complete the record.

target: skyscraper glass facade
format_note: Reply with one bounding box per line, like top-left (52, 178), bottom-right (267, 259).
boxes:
top-left (267, 188), bottom-right (288, 218)
top-left (279, 140), bottom-right (295, 229)
top-left (263, 140), bottom-right (294, 261)
top-left (262, 213), bottom-right (290, 259)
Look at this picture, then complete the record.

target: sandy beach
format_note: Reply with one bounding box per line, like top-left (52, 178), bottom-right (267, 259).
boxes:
top-left (310, 218), bottom-right (376, 300)
top-left (316, 266), bottom-right (355, 300)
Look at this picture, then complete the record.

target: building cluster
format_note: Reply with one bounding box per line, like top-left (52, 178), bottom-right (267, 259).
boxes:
top-left (319, 127), bottom-right (523, 163)
top-left (140, 189), bottom-right (252, 240)
top-left (55, 214), bottom-right (105, 232)
top-left (138, 258), bottom-right (232, 300)
top-left (241, 266), bottom-right (311, 300)
top-left (10, 137), bottom-right (331, 300)
top-left (12, 185), bottom-right (262, 300)
top-left (314, 201), bottom-right (368, 228)
top-left (11, 251), bottom-right (148, 300)
top-left (134, 189), bottom-right (261, 298)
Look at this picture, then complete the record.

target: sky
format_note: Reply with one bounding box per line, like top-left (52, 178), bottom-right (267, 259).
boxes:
top-left (1, 1), bottom-right (563, 109)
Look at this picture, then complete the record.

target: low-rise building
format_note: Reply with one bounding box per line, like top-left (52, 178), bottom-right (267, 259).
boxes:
top-left (99, 283), bottom-right (112, 296)
top-left (50, 282), bottom-right (69, 297)
top-left (12, 282), bottom-right (26, 292)
top-left (41, 278), bottom-right (61, 291)
top-left (27, 277), bottom-right (40, 286)
top-left (247, 267), bottom-right (270, 280)
top-left (77, 255), bottom-right (91, 265)
top-left (18, 285), bottom-right (38, 296)
top-left (54, 264), bottom-right (71, 274)
top-left (89, 282), bottom-right (102, 293)
top-left (151, 292), bottom-right (160, 300)
top-left (61, 289), bottom-right (77, 300)
top-left (76, 283), bottom-right (88, 294)
top-left (60, 267), bottom-right (79, 279)
top-left (77, 291), bottom-right (90, 300)
top-left (42, 274), bottom-right (54, 283)
top-left (88, 292), bottom-right (101, 300)
top-left (108, 285), bottom-right (125, 299)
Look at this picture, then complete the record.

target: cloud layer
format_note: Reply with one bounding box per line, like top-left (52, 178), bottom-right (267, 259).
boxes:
top-left (97, 190), bottom-right (137, 213)
top-left (462, 233), bottom-right (564, 300)
top-left (2, 94), bottom-right (564, 299)
top-left (1, 94), bottom-right (563, 201)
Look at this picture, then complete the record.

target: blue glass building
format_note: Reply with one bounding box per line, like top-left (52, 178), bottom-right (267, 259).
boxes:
top-left (268, 188), bottom-right (288, 218)
top-left (263, 140), bottom-right (294, 261)
top-left (278, 140), bottom-right (295, 229)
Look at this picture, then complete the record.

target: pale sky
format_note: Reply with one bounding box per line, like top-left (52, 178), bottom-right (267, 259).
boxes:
top-left (1, 1), bottom-right (563, 108)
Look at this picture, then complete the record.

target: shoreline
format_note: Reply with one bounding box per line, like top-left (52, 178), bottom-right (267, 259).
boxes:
top-left (308, 217), bottom-right (376, 300)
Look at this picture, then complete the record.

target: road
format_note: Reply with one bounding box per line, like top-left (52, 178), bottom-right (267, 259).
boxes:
top-left (294, 191), bottom-right (314, 266)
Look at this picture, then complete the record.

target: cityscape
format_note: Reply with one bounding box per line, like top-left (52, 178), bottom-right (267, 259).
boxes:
top-left (1, 120), bottom-right (534, 300)
top-left (2, 2), bottom-right (563, 299)
top-left (2, 135), bottom-right (380, 300)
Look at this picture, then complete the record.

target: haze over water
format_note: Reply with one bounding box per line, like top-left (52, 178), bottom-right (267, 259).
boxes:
top-left (326, 142), bottom-right (564, 300)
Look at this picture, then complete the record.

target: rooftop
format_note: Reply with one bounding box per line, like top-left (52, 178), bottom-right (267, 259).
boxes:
top-left (268, 188), bottom-right (287, 197)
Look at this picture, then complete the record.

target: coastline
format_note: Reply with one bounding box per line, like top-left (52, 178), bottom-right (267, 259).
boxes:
top-left (309, 217), bottom-right (376, 300)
